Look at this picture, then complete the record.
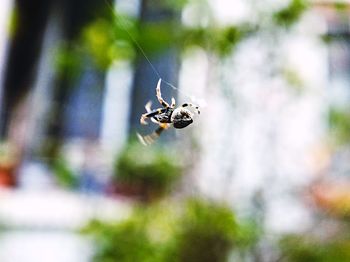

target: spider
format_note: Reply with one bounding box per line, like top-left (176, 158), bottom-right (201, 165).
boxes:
top-left (137, 79), bottom-right (200, 145)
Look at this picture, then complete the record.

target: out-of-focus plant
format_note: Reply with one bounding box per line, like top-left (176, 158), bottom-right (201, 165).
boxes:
top-left (51, 157), bottom-right (78, 189)
top-left (273, 0), bottom-right (309, 28)
top-left (179, 25), bottom-right (249, 57)
top-left (280, 234), bottom-right (350, 262)
top-left (113, 143), bottom-right (182, 201)
top-left (50, 0), bottom-right (310, 87)
top-left (329, 107), bottom-right (350, 145)
top-left (162, 0), bottom-right (189, 11)
top-left (54, 44), bottom-right (84, 81)
top-left (0, 142), bottom-right (18, 187)
top-left (8, 6), bottom-right (18, 38)
top-left (84, 218), bottom-right (160, 262)
top-left (84, 198), bottom-right (257, 262)
top-left (54, 14), bottom-right (136, 75)
top-left (83, 202), bottom-right (180, 262)
top-left (72, 0), bottom-right (309, 71)
top-left (168, 199), bottom-right (240, 262)
top-left (83, 18), bottom-right (135, 69)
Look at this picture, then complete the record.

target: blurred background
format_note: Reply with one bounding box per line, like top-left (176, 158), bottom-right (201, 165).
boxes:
top-left (0, 0), bottom-right (350, 261)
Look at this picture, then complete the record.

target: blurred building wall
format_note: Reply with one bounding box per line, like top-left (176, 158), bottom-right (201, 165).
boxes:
top-left (0, 0), bottom-right (114, 159)
top-left (0, 0), bottom-right (52, 139)
top-left (47, 0), bottom-right (111, 145)
top-left (0, 0), bottom-right (13, 126)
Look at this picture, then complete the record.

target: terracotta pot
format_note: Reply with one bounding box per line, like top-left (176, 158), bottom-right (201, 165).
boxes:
top-left (0, 164), bottom-right (16, 187)
top-left (108, 181), bottom-right (162, 202)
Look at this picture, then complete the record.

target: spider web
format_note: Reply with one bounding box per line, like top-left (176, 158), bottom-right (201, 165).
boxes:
top-left (104, 0), bottom-right (206, 108)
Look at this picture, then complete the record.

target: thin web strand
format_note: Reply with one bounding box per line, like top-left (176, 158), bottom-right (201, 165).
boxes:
top-left (104, 1), bottom-right (161, 77)
top-left (104, 0), bottom-right (203, 104)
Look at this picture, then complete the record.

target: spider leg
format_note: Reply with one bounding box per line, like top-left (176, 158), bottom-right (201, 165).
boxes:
top-left (140, 108), bottom-right (167, 125)
top-left (171, 97), bottom-right (176, 108)
top-left (182, 103), bottom-right (200, 114)
top-left (145, 101), bottom-right (152, 112)
top-left (156, 79), bottom-right (170, 107)
top-left (137, 123), bottom-right (169, 146)
top-left (144, 101), bottom-right (159, 124)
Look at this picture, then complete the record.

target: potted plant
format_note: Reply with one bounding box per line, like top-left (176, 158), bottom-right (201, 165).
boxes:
top-left (0, 142), bottom-right (18, 187)
top-left (84, 198), bottom-right (247, 262)
top-left (112, 143), bottom-right (182, 202)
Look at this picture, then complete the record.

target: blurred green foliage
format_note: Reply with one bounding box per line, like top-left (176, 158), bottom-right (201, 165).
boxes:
top-left (280, 235), bottom-right (350, 262)
top-left (83, 19), bottom-right (134, 68)
top-left (54, 44), bottom-right (83, 81)
top-left (329, 107), bottom-right (350, 145)
top-left (334, 2), bottom-right (349, 12)
top-left (114, 143), bottom-right (182, 201)
top-left (54, 0), bottom-right (309, 75)
top-left (52, 157), bottom-right (78, 189)
top-left (138, 21), bottom-right (178, 55)
top-left (162, 0), bottom-right (189, 11)
top-left (168, 199), bottom-right (239, 262)
top-left (138, 22), bottom-right (247, 57)
top-left (8, 7), bottom-right (18, 38)
top-left (180, 25), bottom-right (248, 57)
top-left (83, 203), bottom-right (179, 262)
top-left (84, 218), bottom-right (159, 262)
top-left (273, 0), bottom-right (309, 28)
top-left (84, 198), bottom-right (258, 262)
top-left (55, 17), bottom-right (135, 75)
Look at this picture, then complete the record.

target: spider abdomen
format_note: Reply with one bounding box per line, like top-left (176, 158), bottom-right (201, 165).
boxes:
top-left (171, 108), bottom-right (194, 129)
